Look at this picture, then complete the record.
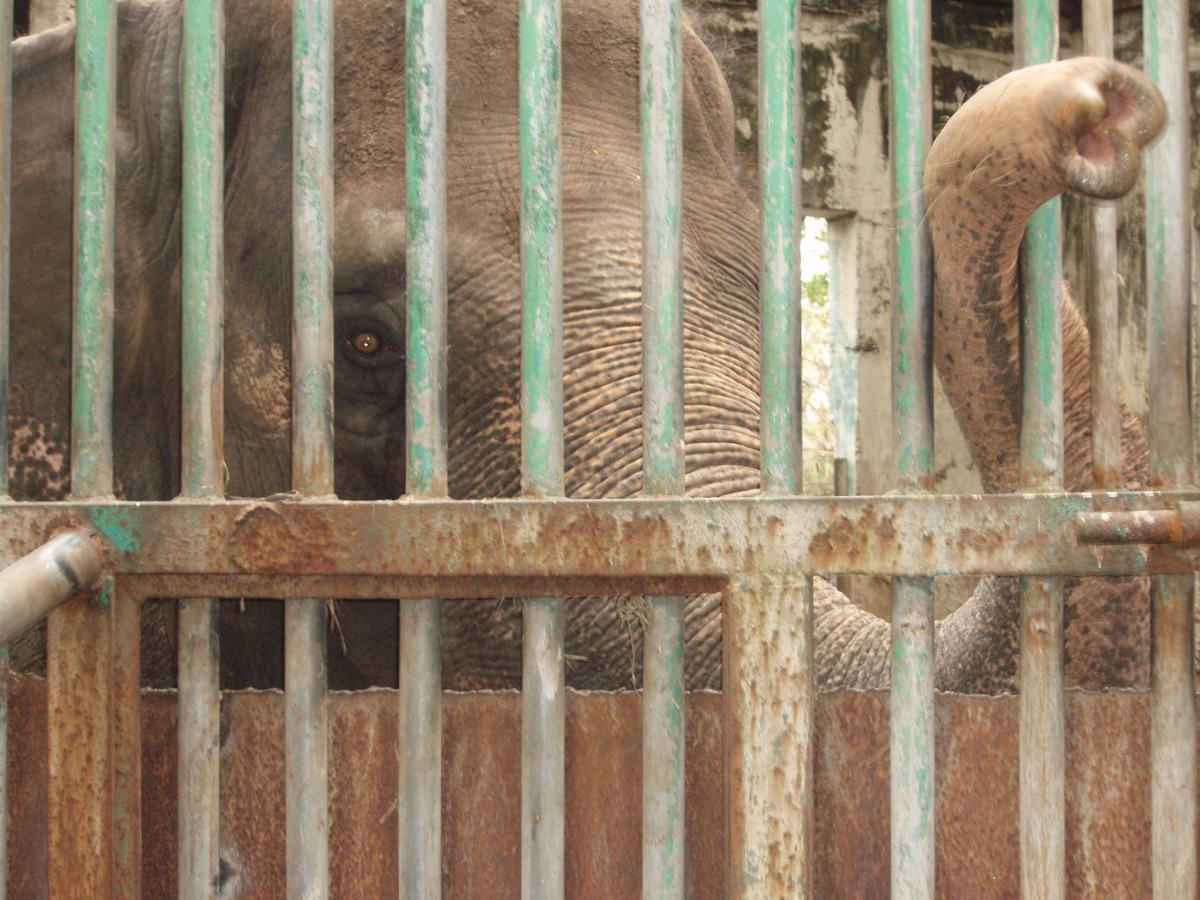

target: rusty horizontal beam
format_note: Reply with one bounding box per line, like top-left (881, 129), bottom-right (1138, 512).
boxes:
top-left (1, 493), bottom-right (1199, 592)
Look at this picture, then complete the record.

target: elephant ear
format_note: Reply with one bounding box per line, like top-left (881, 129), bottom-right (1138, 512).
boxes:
top-left (681, 18), bottom-right (739, 172)
top-left (1058, 61), bottom-right (1166, 200)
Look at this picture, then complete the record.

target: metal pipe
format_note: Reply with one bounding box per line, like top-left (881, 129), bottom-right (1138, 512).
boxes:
top-left (0, 529), bottom-right (106, 644)
top-left (724, 575), bottom-right (813, 895)
top-left (1015, 4), bottom-right (1066, 898)
top-left (888, 0), bottom-right (934, 893)
top-left (178, 0), bottom-right (225, 892)
top-left (639, 0), bottom-right (685, 888)
top-left (1144, 1), bottom-right (1196, 895)
top-left (289, 0), bottom-right (335, 894)
top-left (1081, 0), bottom-right (1119, 489)
top-left (519, 0), bottom-right (565, 888)
top-left (401, 0), bottom-right (448, 888)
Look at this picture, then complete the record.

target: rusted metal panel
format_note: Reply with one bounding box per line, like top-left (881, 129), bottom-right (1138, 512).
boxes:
top-left (5, 683), bottom-right (1182, 895)
top-left (4, 494), bottom-right (1200, 586)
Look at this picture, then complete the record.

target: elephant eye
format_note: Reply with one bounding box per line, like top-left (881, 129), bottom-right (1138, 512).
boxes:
top-left (347, 330), bottom-right (400, 359)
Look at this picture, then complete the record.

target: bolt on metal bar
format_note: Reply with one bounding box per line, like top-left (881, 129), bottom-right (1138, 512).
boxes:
top-left (49, 0), bottom-right (119, 893)
top-left (1144, 0), bottom-right (1196, 895)
top-left (178, 0), bottom-right (225, 893)
top-left (519, 0), bottom-right (565, 888)
top-left (1081, 0), bottom-right (1119, 489)
top-left (1015, 4), bottom-right (1066, 898)
top-left (724, 574), bottom-right (812, 896)
top-left (401, 0), bottom-right (448, 887)
top-left (888, 0), bottom-right (934, 894)
top-left (290, 0), bottom-right (335, 894)
top-left (639, 0), bottom-right (685, 888)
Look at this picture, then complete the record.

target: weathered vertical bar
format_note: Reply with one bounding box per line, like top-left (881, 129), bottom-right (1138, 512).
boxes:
top-left (724, 575), bottom-right (812, 896)
top-left (519, 0), bottom-right (564, 890)
top-left (49, 0), bottom-right (118, 894)
top-left (0, 0), bottom-right (13, 892)
top-left (888, 0), bottom-right (934, 895)
top-left (1145, 0), bottom-right (1196, 895)
top-left (1082, 0), bottom-right (1119, 488)
top-left (178, 0), bottom-right (225, 893)
top-left (639, 0), bottom-right (685, 887)
top-left (726, 0), bottom-right (812, 891)
top-left (290, 0), bottom-right (334, 895)
top-left (1015, 4), bottom-right (1066, 899)
top-left (401, 0), bottom-right (447, 887)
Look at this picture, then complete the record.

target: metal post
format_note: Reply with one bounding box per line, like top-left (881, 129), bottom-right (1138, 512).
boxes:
top-left (724, 575), bottom-right (813, 896)
top-left (519, 0), bottom-right (564, 889)
top-left (639, 0), bottom-right (685, 887)
top-left (1015, 4), bottom-right (1066, 898)
top-left (727, 0), bottom-right (813, 891)
top-left (400, 0), bottom-right (448, 887)
top-left (888, 0), bottom-right (934, 894)
top-left (49, 0), bottom-right (119, 893)
top-left (0, 0), bottom-right (14, 885)
top-left (178, 0), bottom-right (225, 893)
top-left (289, 0), bottom-right (334, 894)
top-left (1145, 0), bottom-right (1196, 894)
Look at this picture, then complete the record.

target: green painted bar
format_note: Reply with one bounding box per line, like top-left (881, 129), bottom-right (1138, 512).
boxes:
top-left (290, 0), bottom-right (335, 895)
top-left (758, 0), bottom-right (801, 496)
top-left (887, 0), bottom-right (934, 895)
top-left (178, 0), bottom-right (224, 895)
top-left (1144, 1), bottom-right (1196, 895)
top-left (639, 0), bottom-right (685, 890)
top-left (1014, 4), bottom-right (1066, 899)
top-left (519, 0), bottom-right (565, 889)
top-left (402, 0), bottom-right (448, 888)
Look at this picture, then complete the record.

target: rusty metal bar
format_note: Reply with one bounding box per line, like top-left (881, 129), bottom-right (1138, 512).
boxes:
top-left (640, 0), bottom-right (685, 887)
top-left (1082, 0), bottom-right (1119, 489)
top-left (1015, 3), bottom-right (1065, 898)
top-left (401, 0), bottom-right (448, 887)
top-left (7, 493), bottom-right (1200, 581)
top-left (178, 0), bottom-right (226, 892)
top-left (888, 0), bottom-right (934, 892)
top-left (49, 0), bottom-right (120, 893)
top-left (0, 529), bottom-right (105, 643)
top-left (290, 0), bottom-right (335, 894)
top-left (724, 575), bottom-right (813, 896)
top-left (1144, 0), bottom-right (1196, 894)
top-left (0, 0), bottom-right (10, 880)
top-left (519, 0), bottom-right (564, 887)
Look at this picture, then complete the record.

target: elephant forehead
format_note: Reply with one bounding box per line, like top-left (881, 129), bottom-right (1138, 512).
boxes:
top-left (334, 198), bottom-right (406, 276)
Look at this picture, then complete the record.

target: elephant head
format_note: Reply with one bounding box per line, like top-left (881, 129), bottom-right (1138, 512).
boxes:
top-left (6, 0), bottom-right (1168, 694)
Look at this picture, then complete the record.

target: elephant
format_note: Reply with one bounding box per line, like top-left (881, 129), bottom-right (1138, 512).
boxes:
top-left (6, 0), bottom-right (1166, 694)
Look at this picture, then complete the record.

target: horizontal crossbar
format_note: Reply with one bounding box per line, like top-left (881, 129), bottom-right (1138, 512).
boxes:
top-left (1, 492), bottom-right (1198, 597)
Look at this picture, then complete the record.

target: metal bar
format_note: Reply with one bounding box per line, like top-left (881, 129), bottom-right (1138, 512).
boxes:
top-left (888, 0), bottom-right (934, 894)
top-left (1015, 5), bottom-right (1066, 899)
top-left (0, 0), bottom-right (11, 885)
top-left (49, 0), bottom-right (119, 892)
top-left (290, 0), bottom-right (334, 894)
top-left (9, 493), bottom-right (1200, 580)
top-left (1081, 0), bottom-right (1119, 489)
top-left (0, 642), bottom-right (6, 900)
top-left (1144, 1), bottom-right (1196, 895)
top-left (0, 529), bottom-right (106, 643)
top-left (724, 575), bottom-right (813, 895)
top-left (400, 0), bottom-right (447, 887)
top-left (179, 0), bottom-right (225, 893)
top-left (639, 0), bottom-right (685, 888)
top-left (518, 0), bottom-right (564, 888)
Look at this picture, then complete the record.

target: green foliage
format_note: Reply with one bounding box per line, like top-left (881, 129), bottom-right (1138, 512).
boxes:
top-left (801, 218), bottom-right (834, 494)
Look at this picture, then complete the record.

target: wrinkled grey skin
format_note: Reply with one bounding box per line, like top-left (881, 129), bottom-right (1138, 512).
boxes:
top-left (8, 0), bottom-right (1165, 693)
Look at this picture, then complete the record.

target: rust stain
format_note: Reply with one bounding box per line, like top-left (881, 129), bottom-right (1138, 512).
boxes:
top-left (230, 504), bottom-right (338, 575)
